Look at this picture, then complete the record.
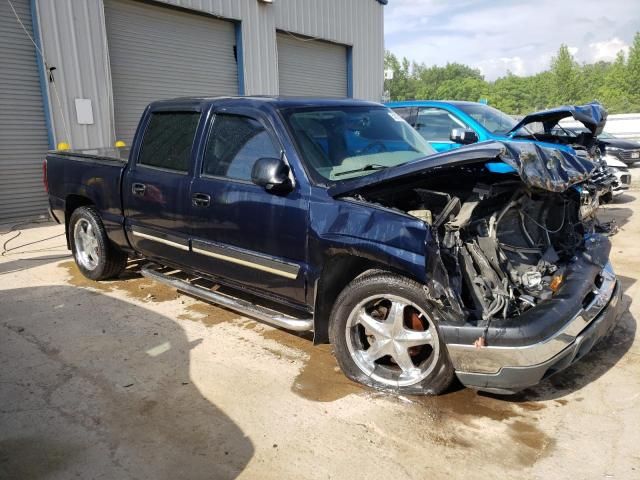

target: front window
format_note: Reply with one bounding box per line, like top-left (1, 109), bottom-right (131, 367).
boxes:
top-left (415, 107), bottom-right (467, 141)
top-left (455, 103), bottom-right (518, 135)
top-left (282, 106), bottom-right (435, 182)
top-left (203, 114), bottom-right (280, 181)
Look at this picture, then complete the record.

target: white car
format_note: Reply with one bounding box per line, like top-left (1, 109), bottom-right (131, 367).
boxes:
top-left (603, 154), bottom-right (632, 196)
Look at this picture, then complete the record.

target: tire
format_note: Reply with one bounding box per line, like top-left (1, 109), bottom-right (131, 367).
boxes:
top-left (69, 206), bottom-right (127, 281)
top-left (329, 271), bottom-right (454, 395)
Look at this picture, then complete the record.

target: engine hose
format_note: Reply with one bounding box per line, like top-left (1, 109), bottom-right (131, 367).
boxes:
top-left (519, 209), bottom-right (538, 247)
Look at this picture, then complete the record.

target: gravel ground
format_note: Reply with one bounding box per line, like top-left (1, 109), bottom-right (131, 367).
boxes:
top-left (1, 175), bottom-right (639, 479)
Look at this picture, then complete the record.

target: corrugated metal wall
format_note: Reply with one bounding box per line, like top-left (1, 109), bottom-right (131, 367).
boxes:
top-left (0, 0), bottom-right (50, 222)
top-left (276, 33), bottom-right (347, 97)
top-left (36, 0), bottom-right (114, 150)
top-left (35, 0), bottom-right (384, 150)
top-left (104, 0), bottom-right (238, 144)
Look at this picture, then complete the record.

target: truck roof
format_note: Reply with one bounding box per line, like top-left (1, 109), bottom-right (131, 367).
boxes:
top-left (148, 96), bottom-right (383, 111)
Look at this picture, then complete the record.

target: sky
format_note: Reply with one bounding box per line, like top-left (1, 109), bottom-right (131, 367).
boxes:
top-left (384, 0), bottom-right (640, 80)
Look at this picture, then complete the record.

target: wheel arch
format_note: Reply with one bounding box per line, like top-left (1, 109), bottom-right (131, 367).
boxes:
top-left (312, 253), bottom-right (424, 344)
top-left (64, 195), bottom-right (95, 249)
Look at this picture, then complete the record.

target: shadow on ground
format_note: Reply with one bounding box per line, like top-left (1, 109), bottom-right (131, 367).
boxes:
top-left (600, 206), bottom-right (634, 228)
top-left (610, 193), bottom-right (635, 205)
top-left (0, 285), bottom-right (253, 480)
top-left (0, 254), bottom-right (71, 275)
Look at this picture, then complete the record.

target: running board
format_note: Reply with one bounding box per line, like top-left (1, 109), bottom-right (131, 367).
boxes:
top-left (140, 264), bottom-right (314, 332)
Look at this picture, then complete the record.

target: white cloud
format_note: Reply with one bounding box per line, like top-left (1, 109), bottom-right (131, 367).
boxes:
top-left (476, 57), bottom-right (526, 79)
top-left (384, 0), bottom-right (640, 80)
top-left (587, 38), bottom-right (630, 62)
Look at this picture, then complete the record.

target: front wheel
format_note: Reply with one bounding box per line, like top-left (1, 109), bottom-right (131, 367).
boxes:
top-left (69, 206), bottom-right (127, 280)
top-left (329, 271), bottom-right (454, 395)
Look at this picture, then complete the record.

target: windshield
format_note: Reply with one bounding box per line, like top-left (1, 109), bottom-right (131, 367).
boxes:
top-left (282, 106), bottom-right (435, 182)
top-left (455, 103), bottom-right (518, 135)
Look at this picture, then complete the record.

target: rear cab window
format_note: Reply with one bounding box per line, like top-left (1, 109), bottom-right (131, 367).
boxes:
top-left (138, 111), bottom-right (201, 172)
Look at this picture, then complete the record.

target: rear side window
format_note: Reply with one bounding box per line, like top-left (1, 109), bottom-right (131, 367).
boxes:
top-left (138, 112), bottom-right (200, 172)
top-left (203, 114), bottom-right (280, 181)
top-left (415, 107), bottom-right (466, 141)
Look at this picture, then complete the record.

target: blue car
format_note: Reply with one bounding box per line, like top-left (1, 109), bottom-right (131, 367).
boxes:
top-left (386, 100), bottom-right (606, 158)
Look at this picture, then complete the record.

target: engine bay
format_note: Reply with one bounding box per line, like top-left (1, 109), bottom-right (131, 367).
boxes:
top-left (354, 163), bottom-right (603, 327)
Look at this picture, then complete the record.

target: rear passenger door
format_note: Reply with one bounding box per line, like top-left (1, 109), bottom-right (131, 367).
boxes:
top-left (187, 108), bottom-right (308, 306)
top-left (123, 107), bottom-right (202, 264)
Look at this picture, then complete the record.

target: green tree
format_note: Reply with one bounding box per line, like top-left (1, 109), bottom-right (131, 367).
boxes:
top-left (626, 32), bottom-right (640, 109)
top-left (432, 77), bottom-right (489, 102)
top-left (550, 44), bottom-right (583, 104)
top-left (382, 32), bottom-right (639, 114)
top-left (597, 52), bottom-right (629, 113)
top-left (383, 50), bottom-right (416, 100)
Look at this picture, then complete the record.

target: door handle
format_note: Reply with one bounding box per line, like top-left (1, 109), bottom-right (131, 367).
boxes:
top-left (192, 193), bottom-right (211, 208)
top-left (132, 183), bottom-right (147, 196)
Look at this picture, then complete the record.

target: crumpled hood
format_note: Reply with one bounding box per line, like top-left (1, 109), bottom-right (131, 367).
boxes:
top-left (328, 140), bottom-right (598, 197)
top-left (507, 102), bottom-right (608, 137)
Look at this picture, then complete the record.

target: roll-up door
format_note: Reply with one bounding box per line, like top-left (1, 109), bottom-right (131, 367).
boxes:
top-left (0, 0), bottom-right (51, 222)
top-left (104, 0), bottom-right (238, 145)
top-left (277, 32), bottom-right (347, 97)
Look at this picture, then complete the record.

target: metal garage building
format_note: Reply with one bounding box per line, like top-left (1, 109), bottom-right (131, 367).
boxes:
top-left (0, 0), bottom-right (385, 222)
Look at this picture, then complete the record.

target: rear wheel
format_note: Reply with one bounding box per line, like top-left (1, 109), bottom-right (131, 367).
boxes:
top-left (329, 271), bottom-right (454, 395)
top-left (69, 206), bottom-right (127, 280)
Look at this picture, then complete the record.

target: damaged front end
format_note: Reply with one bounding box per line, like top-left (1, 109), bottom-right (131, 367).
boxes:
top-left (508, 102), bottom-right (620, 202)
top-left (333, 141), bottom-right (622, 392)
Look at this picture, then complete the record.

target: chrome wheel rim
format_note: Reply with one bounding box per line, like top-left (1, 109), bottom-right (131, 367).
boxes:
top-left (345, 294), bottom-right (440, 387)
top-left (73, 219), bottom-right (99, 270)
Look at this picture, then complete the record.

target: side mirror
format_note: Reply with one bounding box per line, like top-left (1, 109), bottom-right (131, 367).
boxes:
top-left (251, 157), bottom-right (292, 193)
top-left (450, 128), bottom-right (479, 145)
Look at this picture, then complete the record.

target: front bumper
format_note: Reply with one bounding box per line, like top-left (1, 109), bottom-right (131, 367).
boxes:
top-left (611, 170), bottom-right (631, 195)
top-left (444, 260), bottom-right (623, 394)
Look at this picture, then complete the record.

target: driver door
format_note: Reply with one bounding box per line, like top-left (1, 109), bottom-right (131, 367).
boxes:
top-left (187, 108), bottom-right (308, 306)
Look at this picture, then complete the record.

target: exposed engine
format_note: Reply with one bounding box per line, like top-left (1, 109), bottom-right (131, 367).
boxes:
top-left (354, 163), bottom-right (602, 326)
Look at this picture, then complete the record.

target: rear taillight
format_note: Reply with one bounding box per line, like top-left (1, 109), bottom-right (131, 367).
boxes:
top-left (43, 159), bottom-right (48, 193)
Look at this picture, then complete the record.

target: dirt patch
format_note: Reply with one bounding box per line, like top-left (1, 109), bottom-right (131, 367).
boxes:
top-left (173, 297), bottom-right (363, 402)
top-left (177, 301), bottom-right (240, 326)
top-left (403, 389), bottom-right (554, 466)
top-left (60, 261), bottom-right (179, 303)
top-left (256, 327), bottom-right (363, 402)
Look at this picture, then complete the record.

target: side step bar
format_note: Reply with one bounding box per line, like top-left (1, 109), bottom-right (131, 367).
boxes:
top-left (141, 264), bottom-right (314, 332)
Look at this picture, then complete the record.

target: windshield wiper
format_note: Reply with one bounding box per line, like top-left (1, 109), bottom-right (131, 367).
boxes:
top-left (333, 164), bottom-right (388, 177)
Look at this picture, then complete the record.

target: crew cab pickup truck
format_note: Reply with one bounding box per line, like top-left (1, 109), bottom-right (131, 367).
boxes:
top-left (45, 97), bottom-right (623, 395)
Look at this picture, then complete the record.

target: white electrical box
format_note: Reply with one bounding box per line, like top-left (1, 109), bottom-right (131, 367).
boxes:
top-left (74, 98), bottom-right (94, 125)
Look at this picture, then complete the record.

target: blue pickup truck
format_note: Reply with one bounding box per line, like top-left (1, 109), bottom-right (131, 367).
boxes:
top-left (45, 97), bottom-right (622, 395)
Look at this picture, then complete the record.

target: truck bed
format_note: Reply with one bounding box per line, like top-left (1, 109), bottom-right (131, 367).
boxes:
top-left (46, 147), bottom-right (130, 249)
top-left (51, 147), bottom-right (130, 164)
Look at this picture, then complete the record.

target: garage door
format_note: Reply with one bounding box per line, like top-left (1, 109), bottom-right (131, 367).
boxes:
top-left (277, 32), bottom-right (348, 97)
top-left (104, 0), bottom-right (238, 145)
top-left (0, 0), bottom-right (51, 222)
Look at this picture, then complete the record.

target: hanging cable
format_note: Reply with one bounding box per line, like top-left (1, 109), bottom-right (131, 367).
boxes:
top-left (283, 30), bottom-right (327, 43)
top-left (7, 0), bottom-right (72, 145)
